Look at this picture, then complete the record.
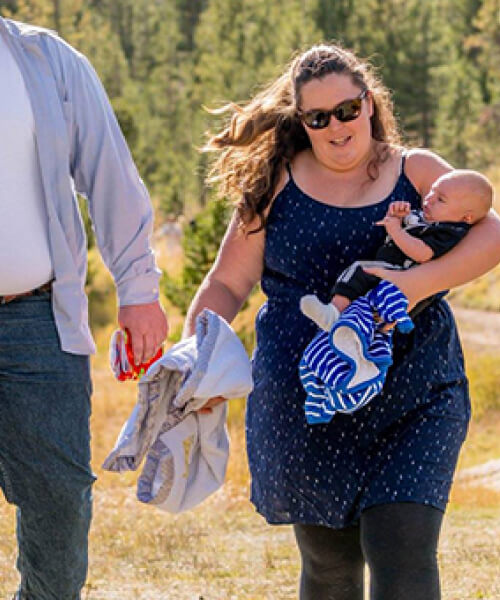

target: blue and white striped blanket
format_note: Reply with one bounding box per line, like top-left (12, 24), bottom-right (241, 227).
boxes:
top-left (300, 281), bottom-right (412, 424)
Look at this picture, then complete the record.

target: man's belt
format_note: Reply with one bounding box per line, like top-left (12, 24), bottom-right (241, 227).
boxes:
top-left (0, 280), bottom-right (53, 305)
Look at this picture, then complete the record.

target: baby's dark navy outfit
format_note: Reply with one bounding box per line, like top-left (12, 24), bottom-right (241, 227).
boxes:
top-left (246, 156), bottom-right (470, 527)
top-left (333, 210), bottom-right (471, 301)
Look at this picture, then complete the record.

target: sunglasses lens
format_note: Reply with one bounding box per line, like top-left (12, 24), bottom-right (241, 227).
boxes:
top-left (303, 110), bottom-right (330, 129)
top-left (336, 98), bottom-right (363, 122)
top-left (301, 91), bottom-right (366, 129)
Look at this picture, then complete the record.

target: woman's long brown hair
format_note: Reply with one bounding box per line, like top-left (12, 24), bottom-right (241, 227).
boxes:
top-left (204, 44), bottom-right (402, 234)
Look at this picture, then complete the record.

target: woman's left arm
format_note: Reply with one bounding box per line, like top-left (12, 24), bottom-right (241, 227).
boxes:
top-left (365, 210), bottom-right (500, 309)
top-left (364, 148), bottom-right (500, 308)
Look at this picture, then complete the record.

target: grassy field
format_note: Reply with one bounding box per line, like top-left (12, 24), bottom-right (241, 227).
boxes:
top-left (0, 317), bottom-right (499, 599)
top-left (1, 169), bottom-right (499, 599)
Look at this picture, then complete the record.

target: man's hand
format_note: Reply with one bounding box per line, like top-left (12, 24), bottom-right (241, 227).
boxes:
top-left (118, 301), bottom-right (168, 365)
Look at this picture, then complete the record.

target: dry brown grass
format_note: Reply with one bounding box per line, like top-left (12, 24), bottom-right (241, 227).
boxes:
top-left (439, 508), bottom-right (500, 600)
top-left (456, 409), bottom-right (500, 471)
top-left (1, 355), bottom-right (499, 599)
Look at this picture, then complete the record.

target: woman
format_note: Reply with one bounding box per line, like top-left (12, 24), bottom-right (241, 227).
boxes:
top-left (184, 45), bottom-right (500, 599)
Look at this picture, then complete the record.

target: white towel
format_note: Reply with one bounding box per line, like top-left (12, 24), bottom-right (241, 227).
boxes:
top-left (103, 309), bottom-right (253, 512)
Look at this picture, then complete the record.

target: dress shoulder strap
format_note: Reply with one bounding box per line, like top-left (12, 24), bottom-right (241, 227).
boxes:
top-left (399, 148), bottom-right (408, 175)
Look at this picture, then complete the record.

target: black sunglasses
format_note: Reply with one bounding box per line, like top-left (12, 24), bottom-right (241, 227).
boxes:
top-left (299, 89), bottom-right (369, 130)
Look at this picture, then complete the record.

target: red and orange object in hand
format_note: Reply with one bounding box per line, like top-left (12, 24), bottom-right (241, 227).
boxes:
top-left (109, 328), bottom-right (163, 381)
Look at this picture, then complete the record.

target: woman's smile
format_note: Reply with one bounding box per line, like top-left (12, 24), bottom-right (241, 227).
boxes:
top-left (330, 135), bottom-right (353, 147)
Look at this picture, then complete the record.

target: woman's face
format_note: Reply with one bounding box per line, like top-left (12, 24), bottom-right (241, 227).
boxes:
top-left (298, 72), bottom-right (374, 173)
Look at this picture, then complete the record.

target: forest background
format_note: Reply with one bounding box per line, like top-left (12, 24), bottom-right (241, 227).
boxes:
top-left (0, 1), bottom-right (499, 599)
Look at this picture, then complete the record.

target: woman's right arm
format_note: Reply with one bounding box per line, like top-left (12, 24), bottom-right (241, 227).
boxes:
top-left (182, 211), bottom-right (265, 338)
top-left (183, 165), bottom-right (289, 338)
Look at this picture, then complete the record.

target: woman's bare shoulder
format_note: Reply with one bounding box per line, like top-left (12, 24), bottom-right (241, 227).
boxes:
top-left (404, 148), bottom-right (453, 196)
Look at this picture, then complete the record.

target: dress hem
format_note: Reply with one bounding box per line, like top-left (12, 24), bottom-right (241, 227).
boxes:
top-left (252, 495), bottom-right (447, 529)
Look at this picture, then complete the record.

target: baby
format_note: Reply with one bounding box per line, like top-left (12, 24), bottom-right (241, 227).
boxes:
top-left (301, 169), bottom-right (493, 331)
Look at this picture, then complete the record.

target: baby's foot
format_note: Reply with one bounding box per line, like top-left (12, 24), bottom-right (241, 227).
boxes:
top-left (300, 295), bottom-right (340, 331)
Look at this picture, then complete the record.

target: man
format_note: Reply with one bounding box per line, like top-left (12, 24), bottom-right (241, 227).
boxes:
top-left (0, 17), bottom-right (168, 599)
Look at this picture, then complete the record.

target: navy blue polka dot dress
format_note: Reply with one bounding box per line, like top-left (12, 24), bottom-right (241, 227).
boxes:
top-left (246, 157), bottom-right (470, 528)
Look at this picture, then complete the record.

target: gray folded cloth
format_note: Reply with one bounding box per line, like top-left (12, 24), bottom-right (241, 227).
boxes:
top-left (103, 309), bottom-right (253, 512)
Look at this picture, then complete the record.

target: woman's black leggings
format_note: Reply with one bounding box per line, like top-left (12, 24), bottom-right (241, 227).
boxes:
top-left (294, 503), bottom-right (444, 600)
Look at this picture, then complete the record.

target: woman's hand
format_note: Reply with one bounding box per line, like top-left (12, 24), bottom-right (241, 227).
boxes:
top-left (198, 396), bottom-right (227, 414)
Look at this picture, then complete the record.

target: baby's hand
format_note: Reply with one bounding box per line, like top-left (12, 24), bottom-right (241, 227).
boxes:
top-left (388, 201), bottom-right (411, 219)
top-left (374, 214), bottom-right (402, 235)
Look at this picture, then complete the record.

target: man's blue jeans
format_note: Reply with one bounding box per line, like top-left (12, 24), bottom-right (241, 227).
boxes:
top-left (0, 293), bottom-right (95, 599)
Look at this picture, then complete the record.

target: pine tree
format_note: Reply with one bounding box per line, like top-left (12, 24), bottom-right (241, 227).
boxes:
top-left (0, 0), bottom-right (52, 25)
top-left (313, 0), bottom-right (355, 43)
top-left (161, 199), bottom-right (231, 313)
top-left (465, 0), bottom-right (500, 166)
top-left (468, 0), bottom-right (500, 102)
top-left (343, 0), bottom-right (446, 147)
top-left (187, 0), bottom-right (321, 212)
top-left (433, 55), bottom-right (482, 167)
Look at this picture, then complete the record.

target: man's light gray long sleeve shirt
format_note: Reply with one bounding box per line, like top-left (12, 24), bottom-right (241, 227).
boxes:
top-left (0, 18), bottom-right (161, 355)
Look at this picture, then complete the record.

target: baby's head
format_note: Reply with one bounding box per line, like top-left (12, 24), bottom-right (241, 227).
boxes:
top-left (423, 170), bottom-right (493, 225)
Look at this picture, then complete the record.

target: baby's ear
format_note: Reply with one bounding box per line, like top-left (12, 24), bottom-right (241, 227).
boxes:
top-left (463, 211), bottom-right (474, 224)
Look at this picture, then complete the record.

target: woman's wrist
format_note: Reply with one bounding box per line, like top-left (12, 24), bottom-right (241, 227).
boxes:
top-left (391, 268), bottom-right (430, 309)
top-left (363, 265), bottom-right (433, 310)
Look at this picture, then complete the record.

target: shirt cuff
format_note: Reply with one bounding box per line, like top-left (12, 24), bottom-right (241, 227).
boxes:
top-left (116, 268), bottom-right (162, 307)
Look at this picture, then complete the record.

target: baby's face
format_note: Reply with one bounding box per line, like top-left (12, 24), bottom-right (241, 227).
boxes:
top-left (422, 174), bottom-right (475, 223)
